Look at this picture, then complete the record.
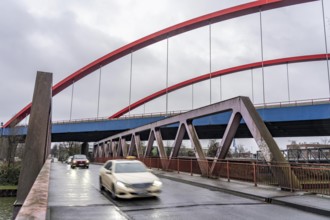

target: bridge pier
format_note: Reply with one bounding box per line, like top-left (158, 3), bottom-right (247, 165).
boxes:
top-left (0, 137), bottom-right (9, 161)
top-left (81, 142), bottom-right (89, 156)
top-left (13, 71), bottom-right (52, 218)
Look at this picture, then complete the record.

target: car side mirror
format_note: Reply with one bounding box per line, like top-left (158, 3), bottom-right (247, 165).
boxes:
top-left (106, 170), bottom-right (112, 175)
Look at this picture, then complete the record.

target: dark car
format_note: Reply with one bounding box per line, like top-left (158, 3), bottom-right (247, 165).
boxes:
top-left (71, 154), bottom-right (89, 169)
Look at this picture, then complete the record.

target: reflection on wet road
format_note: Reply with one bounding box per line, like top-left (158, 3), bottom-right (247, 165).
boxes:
top-left (49, 162), bottom-right (327, 220)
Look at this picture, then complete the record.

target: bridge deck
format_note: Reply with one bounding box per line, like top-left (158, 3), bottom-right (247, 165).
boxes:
top-left (48, 162), bottom-right (127, 220)
top-left (46, 162), bottom-right (330, 219)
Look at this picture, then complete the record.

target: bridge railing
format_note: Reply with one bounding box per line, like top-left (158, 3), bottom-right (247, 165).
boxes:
top-left (254, 97), bottom-right (330, 108)
top-left (94, 157), bottom-right (330, 196)
top-left (15, 159), bottom-right (51, 219)
top-left (51, 110), bottom-right (187, 125)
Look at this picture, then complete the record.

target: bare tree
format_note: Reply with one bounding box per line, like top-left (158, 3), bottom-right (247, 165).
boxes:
top-left (321, 138), bottom-right (330, 145)
top-left (5, 122), bottom-right (24, 168)
top-left (237, 144), bottom-right (246, 153)
top-left (207, 139), bottom-right (219, 157)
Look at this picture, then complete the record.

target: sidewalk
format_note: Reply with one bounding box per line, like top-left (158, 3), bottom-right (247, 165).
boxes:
top-left (153, 169), bottom-right (330, 217)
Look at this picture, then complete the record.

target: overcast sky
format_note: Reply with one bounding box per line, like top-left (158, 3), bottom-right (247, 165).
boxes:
top-left (1, 0), bottom-right (329, 148)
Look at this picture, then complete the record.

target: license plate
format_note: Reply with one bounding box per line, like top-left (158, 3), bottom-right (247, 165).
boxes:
top-left (136, 190), bottom-right (147, 195)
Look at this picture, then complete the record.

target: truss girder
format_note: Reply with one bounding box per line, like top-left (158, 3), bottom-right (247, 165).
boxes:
top-left (128, 135), bottom-right (136, 156)
top-left (95, 96), bottom-right (296, 182)
top-left (170, 123), bottom-right (186, 159)
top-left (145, 130), bottom-right (156, 157)
top-left (210, 111), bottom-right (241, 173)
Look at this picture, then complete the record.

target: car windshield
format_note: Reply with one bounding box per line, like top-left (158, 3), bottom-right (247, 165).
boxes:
top-left (74, 155), bottom-right (87, 159)
top-left (114, 162), bottom-right (147, 173)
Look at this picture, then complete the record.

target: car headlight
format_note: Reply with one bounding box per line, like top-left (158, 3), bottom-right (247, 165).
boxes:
top-left (153, 180), bottom-right (162, 187)
top-left (116, 181), bottom-right (127, 188)
top-left (86, 160), bottom-right (90, 163)
top-left (73, 160), bottom-right (77, 164)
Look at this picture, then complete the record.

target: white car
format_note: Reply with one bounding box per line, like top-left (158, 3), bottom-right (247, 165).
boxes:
top-left (99, 159), bottom-right (162, 199)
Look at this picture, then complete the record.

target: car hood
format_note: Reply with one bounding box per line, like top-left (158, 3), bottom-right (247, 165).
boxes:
top-left (114, 172), bottom-right (159, 184)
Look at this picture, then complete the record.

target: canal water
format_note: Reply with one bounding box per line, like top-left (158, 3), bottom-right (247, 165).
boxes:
top-left (0, 197), bottom-right (15, 220)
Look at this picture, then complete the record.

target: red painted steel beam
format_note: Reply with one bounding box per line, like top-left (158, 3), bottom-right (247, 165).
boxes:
top-left (110, 54), bottom-right (330, 118)
top-left (4, 0), bottom-right (318, 127)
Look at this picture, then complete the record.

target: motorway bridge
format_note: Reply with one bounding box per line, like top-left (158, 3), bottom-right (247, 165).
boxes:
top-left (2, 101), bottom-right (330, 142)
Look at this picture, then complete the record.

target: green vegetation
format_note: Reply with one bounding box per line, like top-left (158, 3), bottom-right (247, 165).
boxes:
top-left (51, 142), bottom-right (82, 162)
top-left (0, 185), bottom-right (17, 190)
top-left (207, 139), bottom-right (219, 157)
top-left (0, 163), bottom-right (21, 186)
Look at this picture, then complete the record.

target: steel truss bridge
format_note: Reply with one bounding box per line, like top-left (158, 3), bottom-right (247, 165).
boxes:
top-left (257, 148), bottom-right (330, 163)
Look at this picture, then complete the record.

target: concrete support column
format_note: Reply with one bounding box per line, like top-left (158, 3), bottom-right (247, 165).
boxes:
top-left (14, 71), bottom-right (52, 218)
top-left (81, 142), bottom-right (89, 156)
top-left (93, 145), bottom-right (97, 158)
top-left (0, 137), bottom-right (9, 161)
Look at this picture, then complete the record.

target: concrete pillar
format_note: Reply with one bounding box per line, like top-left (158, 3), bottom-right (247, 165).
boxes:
top-left (0, 137), bottom-right (9, 161)
top-left (81, 142), bottom-right (89, 156)
top-left (13, 71), bottom-right (52, 218)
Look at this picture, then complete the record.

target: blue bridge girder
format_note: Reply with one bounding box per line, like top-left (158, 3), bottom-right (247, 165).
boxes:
top-left (2, 103), bottom-right (330, 142)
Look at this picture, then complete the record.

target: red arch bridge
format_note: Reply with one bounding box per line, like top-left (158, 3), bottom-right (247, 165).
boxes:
top-left (2, 0), bottom-right (330, 160)
top-left (6, 3), bottom-right (330, 219)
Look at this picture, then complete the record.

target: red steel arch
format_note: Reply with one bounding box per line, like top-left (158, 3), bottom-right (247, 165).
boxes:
top-left (4, 0), bottom-right (319, 127)
top-left (110, 54), bottom-right (330, 118)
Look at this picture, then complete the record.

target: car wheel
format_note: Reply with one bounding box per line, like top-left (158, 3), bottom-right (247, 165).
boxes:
top-left (71, 166), bottom-right (74, 169)
top-left (86, 166), bottom-right (89, 169)
top-left (99, 177), bottom-right (105, 192)
top-left (111, 185), bottom-right (117, 200)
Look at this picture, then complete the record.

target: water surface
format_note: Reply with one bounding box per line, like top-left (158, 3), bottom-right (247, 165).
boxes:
top-left (0, 197), bottom-right (15, 220)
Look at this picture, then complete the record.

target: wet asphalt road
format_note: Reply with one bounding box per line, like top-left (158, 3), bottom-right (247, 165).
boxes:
top-left (48, 163), bottom-right (328, 220)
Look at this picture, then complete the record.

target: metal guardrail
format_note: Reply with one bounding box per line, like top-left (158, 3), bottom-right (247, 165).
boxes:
top-left (51, 110), bottom-right (186, 125)
top-left (254, 97), bottom-right (330, 109)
